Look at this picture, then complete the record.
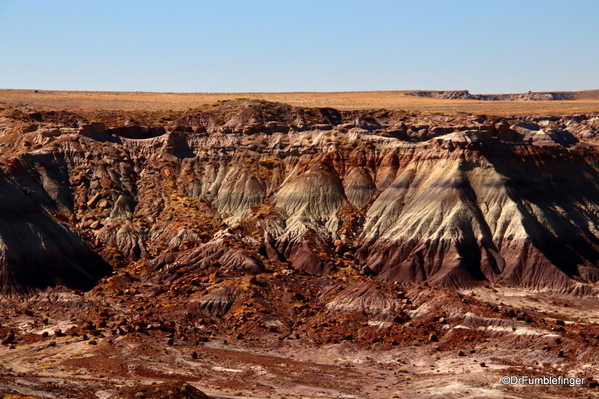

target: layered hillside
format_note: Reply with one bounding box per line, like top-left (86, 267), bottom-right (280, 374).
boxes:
top-left (1, 101), bottom-right (599, 296)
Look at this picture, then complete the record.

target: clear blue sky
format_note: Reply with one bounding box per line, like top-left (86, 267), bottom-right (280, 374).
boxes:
top-left (1, 0), bottom-right (598, 94)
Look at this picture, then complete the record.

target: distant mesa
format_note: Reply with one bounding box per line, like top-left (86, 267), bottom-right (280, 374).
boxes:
top-left (404, 89), bottom-right (579, 101)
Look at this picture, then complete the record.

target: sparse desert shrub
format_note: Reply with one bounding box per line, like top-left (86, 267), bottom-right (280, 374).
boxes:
top-left (258, 157), bottom-right (280, 169)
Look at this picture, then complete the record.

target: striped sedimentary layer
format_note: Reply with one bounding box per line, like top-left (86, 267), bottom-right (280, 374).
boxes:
top-left (357, 143), bottom-right (599, 293)
top-left (2, 101), bottom-right (599, 294)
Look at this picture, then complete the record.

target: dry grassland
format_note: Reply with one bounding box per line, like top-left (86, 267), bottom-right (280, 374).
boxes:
top-left (2, 88), bottom-right (599, 116)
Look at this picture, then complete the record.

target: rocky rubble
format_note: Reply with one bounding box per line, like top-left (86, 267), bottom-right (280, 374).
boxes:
top-left (108, 382), bottom-right (213, 399)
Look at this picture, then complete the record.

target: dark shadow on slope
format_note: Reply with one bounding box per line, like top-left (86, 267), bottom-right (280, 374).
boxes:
top-left (0, 173), bottom-right (111, 296)
top-left (11, 151), bottom-right (75, 214)
top-left (481, 143), bottom-right (599, 281)
top-left (456, 162), bottom-right (504, 280)
top-left (163, 132), bottom-right (195, 158)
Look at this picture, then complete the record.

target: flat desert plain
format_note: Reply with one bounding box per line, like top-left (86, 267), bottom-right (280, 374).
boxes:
top-left (2, 88), bottom-right (599, 115)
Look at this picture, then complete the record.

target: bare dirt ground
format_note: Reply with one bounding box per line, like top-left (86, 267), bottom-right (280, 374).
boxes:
top-left (2, 285), bottom-right (599, 399)
top-left (2, 88), bottom-right (599, 115)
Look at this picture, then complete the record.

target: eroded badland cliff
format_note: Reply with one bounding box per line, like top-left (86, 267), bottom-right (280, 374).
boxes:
top-left (2, 100), bottom-right (599, 398)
